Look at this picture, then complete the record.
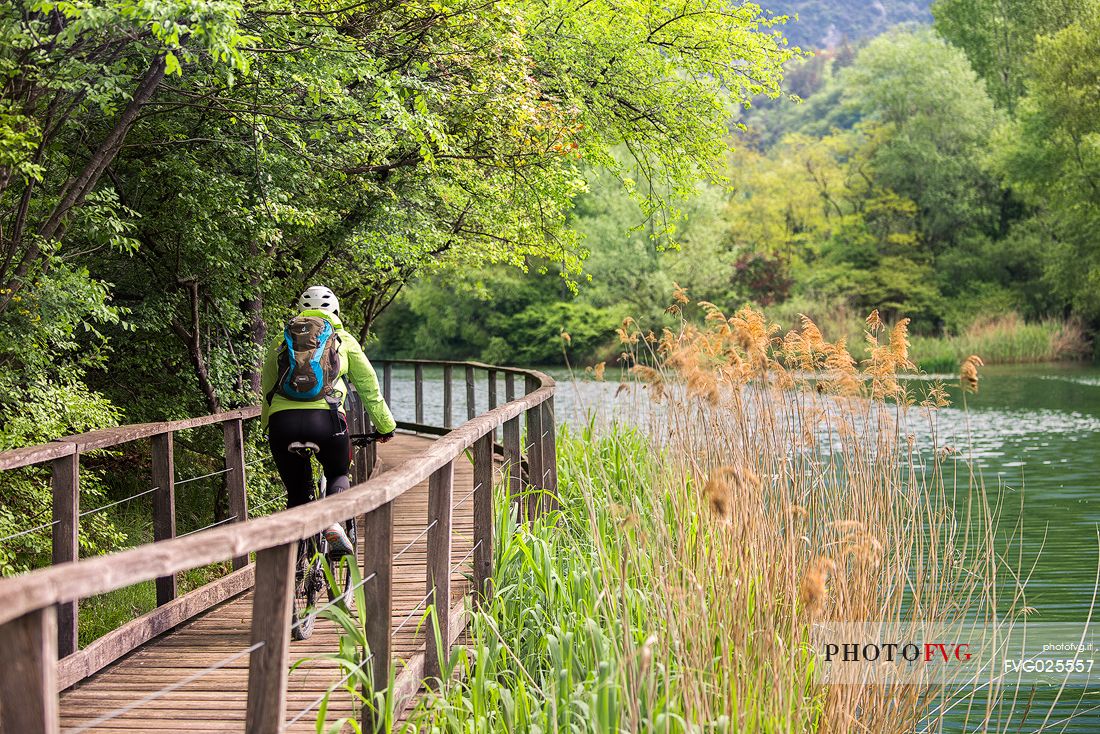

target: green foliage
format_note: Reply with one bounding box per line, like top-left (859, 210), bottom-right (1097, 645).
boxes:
top-left (313, 425), bottom-right (820, 732)
top-left (375, 265), bottom-right (622, 366)
top-left (909, 315), bottom-right (1089, 371)
top-left (839, 29), bottom-right (1004, 247)
top-left (0, 371), bottom-right (124, 574)
top-left (374, 163), bottom-right (744, 364)
top-left (0, 262), bottom-right (127, 575)
top-left (0, 0), bottom-right (803, 588)
top-left (807, 192), bottom-right (947, 326)
top-left (933, 0), bottom-right (1088, 111)
top-left (382, 5), bottom-right (1100, 365)
top-left (0, 0), bottom-right (798, 427)
top-left (994, 2), bottom-right (1100, 321)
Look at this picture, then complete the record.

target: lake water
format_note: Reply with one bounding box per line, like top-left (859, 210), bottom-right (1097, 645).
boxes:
top-left (919, 364), bottom-right (1100, 732)
top-left (384, 362), bottom-right (1100, 730)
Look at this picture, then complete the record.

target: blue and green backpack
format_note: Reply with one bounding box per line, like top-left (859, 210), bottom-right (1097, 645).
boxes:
top-left (266, 316), bottom-right (342, 403)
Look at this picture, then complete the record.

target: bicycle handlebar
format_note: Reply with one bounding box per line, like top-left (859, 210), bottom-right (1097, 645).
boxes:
top-left (349, 431), bottom-right (389, 446)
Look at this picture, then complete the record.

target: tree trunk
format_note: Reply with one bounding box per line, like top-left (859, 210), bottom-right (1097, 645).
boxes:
top-left (0, 55), bottom-right (167, 316)
top-left (171, 281), bottom-right (221, 415)
top-left (243, 289), bottom-right (265, 396)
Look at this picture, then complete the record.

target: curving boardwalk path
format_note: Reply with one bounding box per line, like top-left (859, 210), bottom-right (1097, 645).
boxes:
top-left (58, 435), bottom-right (477, 733)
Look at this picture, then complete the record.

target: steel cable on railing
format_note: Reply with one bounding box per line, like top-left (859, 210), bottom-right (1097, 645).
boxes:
top-left (0, 456), bottom-right (271, 543)
top-left (451, 481), bottom-right (482, 511)
top-left (0, 519), bottom-right (58, 544)
top-left (390, 539), bottom-right (483, 642)
top-left (249, 494), bottom-right (286, 515)
top-left (79, 485), bottom-right (159, 518)
top-left (392, 588), bottom-right (435, 638)
top-left (451, 539), bottom-right (482, 576)
top-left (177, 514), bottom-right (238, 538)
top-left (174, 466), bottom-right (233, 486)
top-left (393, 519), bottom-right (437, 560)
top-left (66, 641), bottom-right (265, 734)
top-left (282, 652), bottom-right (374, 730)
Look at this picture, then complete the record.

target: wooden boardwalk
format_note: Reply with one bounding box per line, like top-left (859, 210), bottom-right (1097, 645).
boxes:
top-left (57, 435), bottom-right (477, 733)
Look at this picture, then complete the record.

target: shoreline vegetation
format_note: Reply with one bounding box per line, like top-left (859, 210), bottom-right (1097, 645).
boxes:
top-left (317, 299), bottom-right (1085, 731)
top-left (908, 314), bottom-right (1089, 373)
top-left (764, 302), bottom-right (1090, 374)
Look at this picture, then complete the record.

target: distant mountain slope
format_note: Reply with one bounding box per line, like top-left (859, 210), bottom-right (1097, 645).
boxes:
top-left (766, 0), bottom-right (933, 49)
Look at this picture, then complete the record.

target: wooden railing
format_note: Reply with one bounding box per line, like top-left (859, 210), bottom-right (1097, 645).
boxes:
top-left (0, 360), bottom-right (556, 733)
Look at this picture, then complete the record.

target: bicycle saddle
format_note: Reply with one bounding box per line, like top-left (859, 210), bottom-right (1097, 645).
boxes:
top-left (288, 441), bottom-right (321, 457)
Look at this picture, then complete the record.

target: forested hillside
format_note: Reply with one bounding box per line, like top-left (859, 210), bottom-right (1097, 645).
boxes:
top-left (767, 0), bottom-right (932, 49)
top-left (377, 1), bottom-right (1100, 368)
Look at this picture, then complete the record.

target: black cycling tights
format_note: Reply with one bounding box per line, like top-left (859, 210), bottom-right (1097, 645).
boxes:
top-left (268, 409), bottom-right (351, 508)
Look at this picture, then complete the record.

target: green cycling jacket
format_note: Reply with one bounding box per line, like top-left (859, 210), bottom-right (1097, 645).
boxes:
top-left (260, 309), bottom-right (397, 434)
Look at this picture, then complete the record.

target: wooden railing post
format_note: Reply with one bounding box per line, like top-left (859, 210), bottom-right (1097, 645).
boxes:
top-left (541, 396), bottom-right (558, 512)
top-left (382, 362), bottom-right (392, 404)
top-left (465, 365), bottom-right (475, 421)
top-left (362, 501), bottom-right (393, 726)
top-left (0, 607), bottom-right (60, 733)
top-left (424, 461), bottom-right (453, 682)
top-left (223, 418), bottom-right (249, 570)
top-left (51, 452), bottom-right (79, 657)
top-left (505, 372), bottom-right (515, 402)
top-left (414, 364), bottom-right (424, 424)
top-left (503, 416), bottom-right (522, 518)
top-left (524, 376), bottom-right (544, 521)
top-left (487, 370), bottom-right (499, 443)
top-left (151, 432), bottom-right (177, 605)
top-left (472, 434), bottom-right (494, 603)
top-left (443, 365), bottom-right (453, 429)
top-left (245, 542), bottom-right (296, 733)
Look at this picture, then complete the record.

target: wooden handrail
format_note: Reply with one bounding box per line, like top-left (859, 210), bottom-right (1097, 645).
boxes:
top-left (0, 367), bottom-right (552, 625)
top-left (0, 360), bottom-right (556, 733)
top-left (0, 408), bottom-right (262, 471)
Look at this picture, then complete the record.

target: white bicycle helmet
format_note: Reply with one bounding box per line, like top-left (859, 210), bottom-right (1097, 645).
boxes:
top-left (298, 285), bottom-right (340, 316)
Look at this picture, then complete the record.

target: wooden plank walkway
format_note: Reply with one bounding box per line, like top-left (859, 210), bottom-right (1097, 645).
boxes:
top-left (57, 434), bottom-right (476, 733)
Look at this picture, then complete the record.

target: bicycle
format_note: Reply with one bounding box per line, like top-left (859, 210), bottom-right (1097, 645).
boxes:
top-left (289, 431), bottom-right (381, 641)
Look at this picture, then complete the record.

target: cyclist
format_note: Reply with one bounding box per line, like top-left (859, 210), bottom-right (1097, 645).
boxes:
top-left (260, 285), bottom-right (396, 556)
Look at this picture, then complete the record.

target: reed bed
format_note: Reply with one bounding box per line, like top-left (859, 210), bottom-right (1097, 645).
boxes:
top-left (905, 314), bottom-right (1085, 373)
top-left (317, 298), bottom-right (1072, 732)
top-left (769, 299), bottom-right (1088, 373)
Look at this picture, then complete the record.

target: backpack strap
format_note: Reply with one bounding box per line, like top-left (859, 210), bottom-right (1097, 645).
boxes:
top-left (326, 393), bottom-right (345, 436)
top-left (266, 355), bottom-right (290, 406)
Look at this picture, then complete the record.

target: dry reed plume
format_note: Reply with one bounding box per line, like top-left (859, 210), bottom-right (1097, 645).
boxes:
top-left (603, 292), bottom-right (1029, 732)
top-left (961, 354), bottom-right (984, 393)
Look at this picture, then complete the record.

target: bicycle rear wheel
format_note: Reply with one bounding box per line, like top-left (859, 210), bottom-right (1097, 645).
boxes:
top-left (325, 550), bottom-right (356, 607)
top-left (325, 556), bottom-right (355, 608)
top-left (326, 521), bottom-right (357, 608)
top-left (291, 539), bottom-right (321, 641)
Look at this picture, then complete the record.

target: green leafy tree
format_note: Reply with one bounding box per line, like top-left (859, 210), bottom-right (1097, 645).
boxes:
top-left (933, 0), bottom-right (1089, 111)
top-left (0, 0), bottom-right (799, 432)
top-left (995, 2), bottom-right (1100, 320)
top-left (840, 29), bottom-right (1004, 249)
